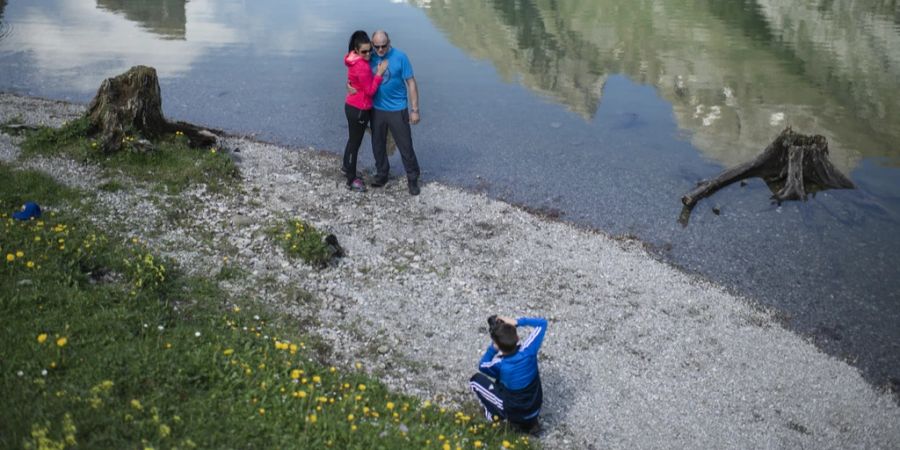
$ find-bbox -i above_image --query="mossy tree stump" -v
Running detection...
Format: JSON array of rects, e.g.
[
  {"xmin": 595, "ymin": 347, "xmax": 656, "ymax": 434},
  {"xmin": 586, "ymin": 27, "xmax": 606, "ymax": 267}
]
[
  {"xmin": 86, "ymin": 65, "xmax": 216, "ymax": 153},
  {"xmin": 682, "ymin": 127, "xmax": 856, "ymax": 208}
]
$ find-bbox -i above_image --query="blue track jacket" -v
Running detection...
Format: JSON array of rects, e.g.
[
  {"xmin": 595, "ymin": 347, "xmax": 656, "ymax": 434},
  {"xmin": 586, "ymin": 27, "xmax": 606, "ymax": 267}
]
[{"xmin": 478, "ymin": 317, "xmax": 547, "ymax": 420}]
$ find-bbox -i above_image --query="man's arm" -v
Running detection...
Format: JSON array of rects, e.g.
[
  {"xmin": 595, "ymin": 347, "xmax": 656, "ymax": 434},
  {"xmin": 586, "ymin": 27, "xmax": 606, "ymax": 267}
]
[{"xmin": 406, "ymin": 76, "xmax": 420, "ymax": 124}]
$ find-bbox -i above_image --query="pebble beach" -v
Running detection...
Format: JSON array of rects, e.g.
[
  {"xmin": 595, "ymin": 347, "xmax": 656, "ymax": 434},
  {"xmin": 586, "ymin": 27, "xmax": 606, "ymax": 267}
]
[{"xmin": 2, "ymin": 92, "xmax": 898, "ymax": 449}]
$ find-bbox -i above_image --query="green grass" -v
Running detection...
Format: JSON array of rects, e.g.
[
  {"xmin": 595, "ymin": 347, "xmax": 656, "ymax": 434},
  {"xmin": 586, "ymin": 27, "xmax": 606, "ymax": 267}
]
[
  {"xmin": 20, "ymin": 119, "xmax": 239, "ymax": 194},
  {"xmin": 270, "ymin": 219, "xmax": 335, "ymax": 268},
  {"xmin": 1, "ymin": 160, "xmax": 535, "ymax": 449}
]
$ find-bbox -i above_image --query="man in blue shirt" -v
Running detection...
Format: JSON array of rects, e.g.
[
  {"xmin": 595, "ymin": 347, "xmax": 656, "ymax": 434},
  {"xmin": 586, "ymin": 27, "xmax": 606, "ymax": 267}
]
[
  {"xmin": 470, "ymin": 315, "xmax": 547, "ymax": 432},
  {"xmin": 368, "ymin": 30, "xmax": 422, "ymax": 195}
]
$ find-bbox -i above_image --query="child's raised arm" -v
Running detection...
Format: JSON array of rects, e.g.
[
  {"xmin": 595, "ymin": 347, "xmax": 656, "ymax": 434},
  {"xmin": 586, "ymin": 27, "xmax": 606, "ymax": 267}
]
[
  {"xmin": 478, "ymin": 343, "xmax": 500, "ymax": 377},
  {"xmin": 516, "ymin": 317, "xmax": 547, "ymax": 356}
]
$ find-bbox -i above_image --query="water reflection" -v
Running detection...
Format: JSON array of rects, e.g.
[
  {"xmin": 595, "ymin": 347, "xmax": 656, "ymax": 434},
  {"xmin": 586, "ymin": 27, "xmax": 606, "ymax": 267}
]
[
  {"xmin": 96, "ymin": 0, "xmax": 186, "ymax": 40},
  {"xmin": 0, "ymin": 0, "xmax": 8, "ymax": 40},
  {"xmin": 417, "ymin": 0, "xmax": 900, "ymax": 172},
  {"xmin": 0, "ymin": 0, "xmax": 239, "ymax": 92}
]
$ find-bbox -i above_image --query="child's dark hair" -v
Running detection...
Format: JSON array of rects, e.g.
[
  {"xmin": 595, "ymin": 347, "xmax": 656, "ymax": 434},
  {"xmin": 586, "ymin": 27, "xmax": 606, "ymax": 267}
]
[
  {"xmin": 491, "ymin": 322, "xmax": 519, "ymax": 353},
  {"xmin": 348, "ymin": 30, "xmax": 370, "ymax": 52}
]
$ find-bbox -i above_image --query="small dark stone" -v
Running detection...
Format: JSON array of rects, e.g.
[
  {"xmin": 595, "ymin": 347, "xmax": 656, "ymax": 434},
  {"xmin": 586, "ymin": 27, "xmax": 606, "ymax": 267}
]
[
  {"xmin": 712, "ymin": 206, "xmax": 721, "ymax": 215},
  {"xmin": 325, "ymin": 234, "xmax": 345, "ymax": 258}
]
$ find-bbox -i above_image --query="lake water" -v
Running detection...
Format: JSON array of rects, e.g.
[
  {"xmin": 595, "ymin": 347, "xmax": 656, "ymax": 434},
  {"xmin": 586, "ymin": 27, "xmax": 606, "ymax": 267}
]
[{"xmin": 2, "ymin": 0, "xmax": 899, "ymax": 391}]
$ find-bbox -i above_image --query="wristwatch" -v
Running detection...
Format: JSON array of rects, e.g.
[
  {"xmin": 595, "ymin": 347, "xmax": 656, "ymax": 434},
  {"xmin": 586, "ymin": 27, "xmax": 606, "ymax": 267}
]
[{"xmin": 410, "ymin": 108, "xmax": 419, "ymax": 113}]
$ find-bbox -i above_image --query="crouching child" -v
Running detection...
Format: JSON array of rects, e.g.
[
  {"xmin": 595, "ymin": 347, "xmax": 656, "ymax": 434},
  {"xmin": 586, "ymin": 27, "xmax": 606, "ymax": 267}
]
[{"xmin": 469, "ymin": 315, "xmax": 547, "ymax": 432}]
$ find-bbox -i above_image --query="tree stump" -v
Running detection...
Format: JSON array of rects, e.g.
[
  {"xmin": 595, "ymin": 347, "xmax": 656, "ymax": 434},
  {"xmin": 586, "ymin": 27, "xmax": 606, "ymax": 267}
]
[
  {"xmin": 681, "ymin": 127, "xmax": 855, "ymax": 208},
  {"xmin": 86, "ymin": 65, "xmax": 216, "ymax": 153}
]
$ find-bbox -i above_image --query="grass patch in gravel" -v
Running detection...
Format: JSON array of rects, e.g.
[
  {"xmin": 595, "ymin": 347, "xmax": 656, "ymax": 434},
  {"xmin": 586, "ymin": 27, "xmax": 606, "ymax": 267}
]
[
  {"xmin": 1, "ymin": 159, "xmax": 535, "ymax": 449},
  {"xmin": 270, "ymin": 218, "xmax": 336, "ymax": 268},
  {"xmin": 20, "ymin": 118, "xmax": 239, "ymax": 194}
]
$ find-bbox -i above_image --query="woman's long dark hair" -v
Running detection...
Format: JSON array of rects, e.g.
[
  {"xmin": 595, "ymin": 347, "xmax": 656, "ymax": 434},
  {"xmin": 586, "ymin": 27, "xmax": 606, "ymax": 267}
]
[{"xmin": 348, "ymin": 30, "xmax": 370, "ymax": 53}]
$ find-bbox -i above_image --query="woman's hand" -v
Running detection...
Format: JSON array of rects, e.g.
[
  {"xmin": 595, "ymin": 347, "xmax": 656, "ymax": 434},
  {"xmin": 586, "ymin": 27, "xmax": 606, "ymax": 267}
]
[{"xmin": 376, "ymin": 60, "xmax": 388, "ymax": 76}]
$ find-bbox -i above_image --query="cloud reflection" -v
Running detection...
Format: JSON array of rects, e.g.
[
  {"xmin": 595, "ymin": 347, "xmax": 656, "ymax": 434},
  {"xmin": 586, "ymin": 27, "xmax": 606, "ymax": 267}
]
[{"xmin": 2, "ymin": 0, "xmax": 238, "ymax": 91}]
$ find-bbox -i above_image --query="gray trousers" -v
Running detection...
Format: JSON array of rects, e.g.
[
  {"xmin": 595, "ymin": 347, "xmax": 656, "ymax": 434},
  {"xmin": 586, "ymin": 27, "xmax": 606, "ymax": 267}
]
[{"xmin": 371, "ymin": 108, "xmax": 420, "ymax": 182}]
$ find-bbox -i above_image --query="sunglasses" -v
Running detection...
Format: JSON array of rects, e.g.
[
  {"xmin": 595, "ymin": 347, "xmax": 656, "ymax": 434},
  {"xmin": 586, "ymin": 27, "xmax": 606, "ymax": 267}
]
[
  {"xmin": 358, "ymin": 49, "xmax": 371, "ymax": 55},
  {"xmin": 373, "ymin": 44, "xmax": 389, "ymax": 50}
]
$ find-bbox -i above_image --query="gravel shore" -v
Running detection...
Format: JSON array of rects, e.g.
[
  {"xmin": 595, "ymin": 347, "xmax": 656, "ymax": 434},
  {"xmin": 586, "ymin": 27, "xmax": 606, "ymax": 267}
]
[{"xmin": 2, "ymin": 93, "xmax": 898, "ymax": 449}]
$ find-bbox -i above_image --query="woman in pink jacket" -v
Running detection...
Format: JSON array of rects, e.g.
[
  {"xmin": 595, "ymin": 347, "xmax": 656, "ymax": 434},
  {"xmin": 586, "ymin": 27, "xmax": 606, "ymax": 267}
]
[{"xmin": 343, "ymin": 30, "xmax": 388, "ymax": 192}]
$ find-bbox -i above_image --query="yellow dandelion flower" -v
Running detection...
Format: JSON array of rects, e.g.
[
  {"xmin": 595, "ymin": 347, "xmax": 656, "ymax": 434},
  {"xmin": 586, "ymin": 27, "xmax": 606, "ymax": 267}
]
[
  {"xmin": 443, "ymin": 443, "xmax": 451, "ymax": 450},
  {"xmin": 131, "ymin": 399, "xmax": 143, "ymax": 410},
  {"xmin": 26, "ymin": 261, "xmax": 34, "ymax": 268},
  {"xmin": 223, "ymin": 348, "xmax": 234, "ymax": 356},
  {"xmin": 56, "ymin": 337, "xmax": 68, "ymax": 347},
  {"xmin": 474, "ymin": 441, "xmax": 483, "ymax": 448},
  {"xmin": 16, "ymin": 250, "xmax": 24, "ymax": 258},
  {"xmin": 289, "ymin": 343, "xmax": 298, "ymax": 353},
  {"xmin": 358, "ymin": 384, "xmax": 366, "ymax": 391},
  {"xmin": 351, "ymin": 424, "xmax": 357, "ymax": 431},
  {"xmin": 5, "ymin": 254, "xmax": 13, "ymax": 262},
  {"xmin": 34, "ymin": 236, "xmax": 41, "ymax": 242},
  {"xmin": 347, "ymin": 414, "xmax": 354, "ymax": 421},
  {"xmin": 312, "ymin": 375, "xmax": 321, "ymax": 384},
  {"xmin": 294, "ymin": 391, "xmax": 307, "ymax": 399},
  {"xmin": 307, "ymin": 414, "xmax": 317, "ymax": 423},
  {"xmin": 37, "ymin": 333, "xmax": 48, "ymax": 344},
  {"xmin": 502, "ymin": 440, "xmax": 511, "ymax": 448},
  {"xmin": 159, "ymin": 424, "xmax": 171, "ymax": 438},
  {"xmin": 258, "ymin": 408, "xmax": 265, "ymax": 415},
  {"xmin": 329, "ymin": 366, "xmax": 337, "ymax": 373},
  {"xmin": 386, "ymin": 402, "xmax": 395, "ymax": 410}
]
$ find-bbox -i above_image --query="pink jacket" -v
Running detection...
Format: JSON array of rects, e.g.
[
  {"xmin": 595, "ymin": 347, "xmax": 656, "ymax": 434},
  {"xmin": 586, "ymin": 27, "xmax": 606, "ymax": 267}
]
[{"xmin": 344, "ymin": 52, "xmax": 383, "ymax": 110}]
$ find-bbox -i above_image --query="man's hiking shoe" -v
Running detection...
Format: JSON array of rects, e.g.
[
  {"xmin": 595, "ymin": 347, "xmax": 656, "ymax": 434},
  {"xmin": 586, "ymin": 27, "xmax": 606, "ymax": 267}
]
[
  {"xmin": 370, "ymin": 176, "xmax": 388, "ymax": 188},
  {"xmin": 348, "ymin": 178, "xmax": 366, "ymax": 192},
  {"xmin": 408, "ymin": 179, "xmax": 420, "ymax": 196}
]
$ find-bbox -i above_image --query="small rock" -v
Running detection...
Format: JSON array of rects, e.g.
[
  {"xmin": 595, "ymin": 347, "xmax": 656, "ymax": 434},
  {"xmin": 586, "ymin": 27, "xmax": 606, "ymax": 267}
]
[{"xmin": 232, "ymin": 214, "xmax": 254, "ymax": 227}]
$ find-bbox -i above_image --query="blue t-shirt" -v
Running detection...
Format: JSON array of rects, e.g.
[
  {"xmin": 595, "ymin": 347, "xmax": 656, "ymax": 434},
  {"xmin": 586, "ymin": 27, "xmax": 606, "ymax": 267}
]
[{"xmin": 370, "ymin": 47, "xmax": 414, "ymax": 111}]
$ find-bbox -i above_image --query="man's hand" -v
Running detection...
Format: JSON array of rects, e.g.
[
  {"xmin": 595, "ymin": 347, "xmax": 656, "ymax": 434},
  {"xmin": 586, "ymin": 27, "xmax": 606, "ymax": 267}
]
[
  {"xmin": 498, "ymin": 316, "xmax": 517, "ymax": 326},
  {"xmin": 347, "ymin": 82, "xmax": 357, "ymax": 95},
  {"xmin": 406, "ymin": 77, "xmax": 419, "ymax": 125}
]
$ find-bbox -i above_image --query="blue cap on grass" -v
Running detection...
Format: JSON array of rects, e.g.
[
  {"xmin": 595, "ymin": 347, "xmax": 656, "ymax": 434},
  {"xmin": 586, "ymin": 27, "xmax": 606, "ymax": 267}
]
[{"xmin": 12, "ymin": 201, "xmax": 41, "ymax": 221}]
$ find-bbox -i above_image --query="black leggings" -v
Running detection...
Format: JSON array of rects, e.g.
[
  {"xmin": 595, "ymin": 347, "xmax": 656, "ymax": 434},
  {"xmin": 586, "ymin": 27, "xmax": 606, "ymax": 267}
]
[{"xmin": 343, "ymin": 103, "xmax": 370, "ymax": 183}]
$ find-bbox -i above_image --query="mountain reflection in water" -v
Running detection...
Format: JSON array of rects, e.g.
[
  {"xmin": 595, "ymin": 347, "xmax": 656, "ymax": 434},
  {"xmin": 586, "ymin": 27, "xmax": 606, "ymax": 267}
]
[{"xmin": 418, "ymin": 0, "xmax": 900, "ymax": 171}]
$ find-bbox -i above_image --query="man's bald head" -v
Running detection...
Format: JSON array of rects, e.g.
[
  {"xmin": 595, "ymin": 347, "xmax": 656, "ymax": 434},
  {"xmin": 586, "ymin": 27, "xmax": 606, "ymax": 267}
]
[
  {"xmin": 372, "ymin": 30, "xmax": 389, "ymax": 42},
  {"xmin": 372, "ymin": 30, "xmax": 391, "ymax": 56}
]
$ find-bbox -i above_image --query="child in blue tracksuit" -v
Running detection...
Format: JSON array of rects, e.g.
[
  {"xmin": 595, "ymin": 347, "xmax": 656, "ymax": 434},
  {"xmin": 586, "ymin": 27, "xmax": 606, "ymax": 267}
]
[{"xmin": 469, "ymin": 315, "xmax": 547, "ymax": 431}]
